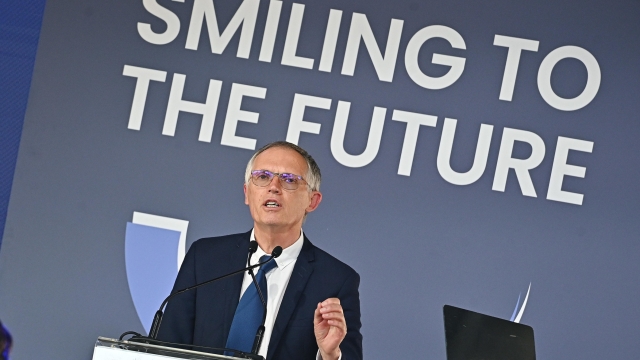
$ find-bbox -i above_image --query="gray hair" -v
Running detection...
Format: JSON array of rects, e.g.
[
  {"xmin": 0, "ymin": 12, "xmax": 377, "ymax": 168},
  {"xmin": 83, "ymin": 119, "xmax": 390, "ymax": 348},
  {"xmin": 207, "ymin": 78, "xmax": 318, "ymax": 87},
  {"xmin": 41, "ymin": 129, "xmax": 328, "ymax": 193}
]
[{"xmin": 244, "ymin": 141, "xmax": 321, "ymax": 191}]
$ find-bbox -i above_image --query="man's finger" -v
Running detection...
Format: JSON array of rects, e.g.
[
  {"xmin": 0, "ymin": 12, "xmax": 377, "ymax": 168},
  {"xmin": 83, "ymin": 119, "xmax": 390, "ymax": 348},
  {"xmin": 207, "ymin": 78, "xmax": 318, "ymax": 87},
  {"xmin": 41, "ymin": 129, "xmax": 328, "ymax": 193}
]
[
  {"xmin": 321, "ymin": 311, "xmax": 345, "ymax": 319},
  {"xmin": 314, "ymin": 303, "xmax": 325, "ymax": 324},
  {"xmin": 321, "ymin": 298, "xmax": 341, "ymax": 306},
  {"xmin": 326, "ymin": 319, "xmax": 347, "ymax": 329},
  {"xmin": 319, "ymin": 304, "xmax": 344, "ymax": 314}
]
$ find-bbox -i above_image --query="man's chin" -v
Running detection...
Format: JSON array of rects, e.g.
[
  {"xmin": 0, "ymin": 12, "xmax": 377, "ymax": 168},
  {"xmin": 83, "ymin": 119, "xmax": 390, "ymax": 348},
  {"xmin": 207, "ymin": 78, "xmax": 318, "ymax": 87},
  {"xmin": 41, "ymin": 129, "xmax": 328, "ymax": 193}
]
[{"xmin": 255, "ymin": 218, "xmax": 303, "ymax": 231}]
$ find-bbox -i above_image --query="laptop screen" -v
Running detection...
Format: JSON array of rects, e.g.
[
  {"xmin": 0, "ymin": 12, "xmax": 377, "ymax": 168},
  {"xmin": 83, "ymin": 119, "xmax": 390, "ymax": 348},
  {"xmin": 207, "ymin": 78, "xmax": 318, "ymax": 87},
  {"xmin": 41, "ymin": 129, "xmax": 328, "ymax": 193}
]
[{"xmin": 443, "ymin": 305, "xmax": 536, "ymax": 360}]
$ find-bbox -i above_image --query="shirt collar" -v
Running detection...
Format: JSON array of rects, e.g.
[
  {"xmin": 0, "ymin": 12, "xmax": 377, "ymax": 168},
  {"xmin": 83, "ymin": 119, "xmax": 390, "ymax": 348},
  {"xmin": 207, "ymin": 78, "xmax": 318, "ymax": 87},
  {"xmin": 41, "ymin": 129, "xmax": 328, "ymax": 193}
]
[{"xmin": 249, "ymin": 229, "xmax": 304, "ymax": 270}]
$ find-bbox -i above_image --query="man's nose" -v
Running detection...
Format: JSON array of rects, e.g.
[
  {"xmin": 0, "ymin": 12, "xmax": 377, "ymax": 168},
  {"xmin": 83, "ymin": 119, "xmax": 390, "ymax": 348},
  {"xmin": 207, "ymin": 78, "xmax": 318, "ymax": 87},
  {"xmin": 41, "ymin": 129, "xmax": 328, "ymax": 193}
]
[{"xmin": 267, "ymin": 175, "xmax": 282, "ymax": 192}]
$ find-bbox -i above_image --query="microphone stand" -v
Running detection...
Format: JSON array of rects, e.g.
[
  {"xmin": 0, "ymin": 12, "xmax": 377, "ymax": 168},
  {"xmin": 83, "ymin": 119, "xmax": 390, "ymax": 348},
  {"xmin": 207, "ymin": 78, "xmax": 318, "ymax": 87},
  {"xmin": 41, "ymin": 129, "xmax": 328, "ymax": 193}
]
[
  {"xmin": 121, "ymin": 242, "xmax": 282, "ymax": 360},
  {"xmin": 247, "ymin": 245, "xmax": 268, "ymax": 355},
  {"xmin": 147, "ymin": 251, "xmax": 279, "ymax": 339}
]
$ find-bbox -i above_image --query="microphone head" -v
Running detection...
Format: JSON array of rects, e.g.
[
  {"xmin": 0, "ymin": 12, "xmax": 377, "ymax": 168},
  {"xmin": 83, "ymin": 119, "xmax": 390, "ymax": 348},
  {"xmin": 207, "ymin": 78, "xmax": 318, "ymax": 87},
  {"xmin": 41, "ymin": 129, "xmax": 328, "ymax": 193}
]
[
  {"xmin": 272, "ymin": 246, "xmax": 283, "ymax": 258},
  {"xmin": 248, "ymin": 241, "xmax": 258, "ymax": 254}
]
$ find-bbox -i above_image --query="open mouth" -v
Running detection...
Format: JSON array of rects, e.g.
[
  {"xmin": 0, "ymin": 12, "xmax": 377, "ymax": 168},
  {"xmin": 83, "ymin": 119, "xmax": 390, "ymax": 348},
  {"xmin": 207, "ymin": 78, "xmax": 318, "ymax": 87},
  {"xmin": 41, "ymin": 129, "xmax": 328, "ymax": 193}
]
[{"xmin": 264, "ymin": 201, "xmax": 280, "ymax": 208}]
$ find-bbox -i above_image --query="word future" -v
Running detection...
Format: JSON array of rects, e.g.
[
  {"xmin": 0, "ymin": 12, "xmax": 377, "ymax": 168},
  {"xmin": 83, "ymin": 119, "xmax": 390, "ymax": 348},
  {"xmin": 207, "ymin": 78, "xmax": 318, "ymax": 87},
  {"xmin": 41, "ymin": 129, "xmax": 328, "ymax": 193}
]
[{"xmin": 124, "ymin": 65, "xmax": 593, "ymax": 206}]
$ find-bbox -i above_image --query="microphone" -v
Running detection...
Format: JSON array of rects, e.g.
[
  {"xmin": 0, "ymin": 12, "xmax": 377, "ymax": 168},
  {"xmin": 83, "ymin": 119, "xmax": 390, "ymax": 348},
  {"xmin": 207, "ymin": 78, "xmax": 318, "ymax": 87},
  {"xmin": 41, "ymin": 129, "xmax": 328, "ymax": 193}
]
[
  {"xmin": 272, "ymin": 246, "xmax": 283, "ymax": 258},
  {"xmin": 146, "ymin": 243, "xmax": 282, "ymax": 340},
  {"xmin": 248, "ymin": 240, "xmax": 258, "ymax": 254},
  {"xmin": 249, "ymin": 244, "xmax": 282, "ymax": 355}
]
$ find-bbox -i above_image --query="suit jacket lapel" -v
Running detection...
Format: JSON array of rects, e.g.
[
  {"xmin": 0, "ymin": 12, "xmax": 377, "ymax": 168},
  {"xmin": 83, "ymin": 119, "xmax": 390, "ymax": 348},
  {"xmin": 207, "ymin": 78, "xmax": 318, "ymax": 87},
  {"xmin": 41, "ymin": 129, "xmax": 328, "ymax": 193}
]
[
  {"xmin": 267, "ymin": 236, "xmax": 315, "ymax": 359},
  {"xmin": 219, "ymin": 231, "xmax": 251, "ymax": 344}
]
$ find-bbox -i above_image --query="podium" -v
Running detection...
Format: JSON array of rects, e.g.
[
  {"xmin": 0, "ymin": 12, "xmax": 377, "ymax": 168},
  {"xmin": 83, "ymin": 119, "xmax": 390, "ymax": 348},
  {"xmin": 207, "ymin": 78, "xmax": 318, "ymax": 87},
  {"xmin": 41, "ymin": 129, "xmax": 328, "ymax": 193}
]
[{"xmin": 92, "ymin": 337, "xmax": 248, "ymax": 360}]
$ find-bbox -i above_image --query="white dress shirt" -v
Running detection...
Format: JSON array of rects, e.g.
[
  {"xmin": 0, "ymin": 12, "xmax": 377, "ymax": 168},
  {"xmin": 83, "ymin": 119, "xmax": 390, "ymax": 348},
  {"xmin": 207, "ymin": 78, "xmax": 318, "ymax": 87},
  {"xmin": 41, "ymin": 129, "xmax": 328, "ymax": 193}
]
[
  {"xmin": 240, "ymin": 230, "xmax": 339, "ymax": 360},
  {"xmin": 240, "ymin": 229, "xmax": 304, "ymax": 358}
]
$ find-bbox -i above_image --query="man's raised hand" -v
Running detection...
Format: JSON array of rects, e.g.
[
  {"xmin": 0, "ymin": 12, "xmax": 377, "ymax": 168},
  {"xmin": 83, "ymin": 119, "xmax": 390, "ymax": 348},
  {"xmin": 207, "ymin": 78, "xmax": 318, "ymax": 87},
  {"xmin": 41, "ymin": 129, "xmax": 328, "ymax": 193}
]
[{"xmin": 314, "ymin": 298, "xmax": 346, "ymax": 360}]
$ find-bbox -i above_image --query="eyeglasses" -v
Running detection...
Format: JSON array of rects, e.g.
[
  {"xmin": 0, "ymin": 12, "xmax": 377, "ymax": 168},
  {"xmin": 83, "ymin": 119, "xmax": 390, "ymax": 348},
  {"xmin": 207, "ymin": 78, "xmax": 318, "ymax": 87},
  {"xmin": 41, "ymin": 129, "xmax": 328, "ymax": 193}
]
[{"xmin": 250, "ymin": 170, "xmax": 307, "ymax": 190}]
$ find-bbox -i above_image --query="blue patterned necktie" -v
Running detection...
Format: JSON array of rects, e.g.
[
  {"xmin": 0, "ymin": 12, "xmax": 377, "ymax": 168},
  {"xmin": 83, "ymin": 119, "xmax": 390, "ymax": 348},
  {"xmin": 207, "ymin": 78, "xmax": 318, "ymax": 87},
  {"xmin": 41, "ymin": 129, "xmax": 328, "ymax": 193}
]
[{"xmin": 225, "ymin": 255, "xmax": 278, "ymax": 354}]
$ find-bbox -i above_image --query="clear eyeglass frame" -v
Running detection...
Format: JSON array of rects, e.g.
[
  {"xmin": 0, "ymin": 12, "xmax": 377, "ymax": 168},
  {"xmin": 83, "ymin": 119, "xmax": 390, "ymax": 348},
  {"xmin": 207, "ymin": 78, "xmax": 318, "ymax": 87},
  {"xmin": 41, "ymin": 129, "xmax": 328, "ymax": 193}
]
[{"xmin": 250, "ymin": 170, "xmax": 307, "ymax": 190}]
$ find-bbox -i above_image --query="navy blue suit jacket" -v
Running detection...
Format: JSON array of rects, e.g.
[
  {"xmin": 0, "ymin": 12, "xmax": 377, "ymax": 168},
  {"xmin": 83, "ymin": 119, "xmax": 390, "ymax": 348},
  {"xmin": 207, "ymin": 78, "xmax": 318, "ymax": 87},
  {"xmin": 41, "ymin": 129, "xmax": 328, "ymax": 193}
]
[{"xmin": 157, "ymin": 231, "xmax": 363, "ymax": 360}]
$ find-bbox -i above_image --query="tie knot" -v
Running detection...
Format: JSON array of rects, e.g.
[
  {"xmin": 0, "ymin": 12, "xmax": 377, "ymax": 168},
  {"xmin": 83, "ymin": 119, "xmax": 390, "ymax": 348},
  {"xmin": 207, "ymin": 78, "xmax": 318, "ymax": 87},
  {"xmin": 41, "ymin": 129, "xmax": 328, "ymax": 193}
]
[{"xmin": 259, "ymin": 254, "xmax": 278, "ymax": 274}]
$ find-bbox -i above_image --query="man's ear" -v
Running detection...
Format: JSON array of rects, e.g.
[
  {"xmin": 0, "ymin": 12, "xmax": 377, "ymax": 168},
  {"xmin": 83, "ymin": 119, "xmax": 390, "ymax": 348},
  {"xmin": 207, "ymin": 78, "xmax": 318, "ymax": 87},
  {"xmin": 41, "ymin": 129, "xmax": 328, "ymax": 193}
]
[
  {"xmin": 305, "ymin": 191, "xmax": 322, "ymax": 213},
  {"xmin": 244, "ymin": 183, "xmax": 249, "ymax": 205}
]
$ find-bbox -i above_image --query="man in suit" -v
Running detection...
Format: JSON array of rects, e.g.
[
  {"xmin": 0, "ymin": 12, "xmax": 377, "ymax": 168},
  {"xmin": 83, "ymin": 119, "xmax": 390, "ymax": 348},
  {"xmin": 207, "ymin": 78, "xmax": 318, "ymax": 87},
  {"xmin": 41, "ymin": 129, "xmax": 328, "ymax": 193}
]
[{"xmin": 158, "ymin": 141, "xmax": 362, "ymax": 360}]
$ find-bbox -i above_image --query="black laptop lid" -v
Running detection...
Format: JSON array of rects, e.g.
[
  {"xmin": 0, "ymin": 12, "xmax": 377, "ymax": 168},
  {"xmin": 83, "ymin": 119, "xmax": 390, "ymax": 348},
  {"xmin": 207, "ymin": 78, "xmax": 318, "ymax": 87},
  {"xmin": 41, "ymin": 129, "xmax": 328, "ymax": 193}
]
[{"xmin": 443, "ymin": 305, "xmax": 536, "ymax": 360}]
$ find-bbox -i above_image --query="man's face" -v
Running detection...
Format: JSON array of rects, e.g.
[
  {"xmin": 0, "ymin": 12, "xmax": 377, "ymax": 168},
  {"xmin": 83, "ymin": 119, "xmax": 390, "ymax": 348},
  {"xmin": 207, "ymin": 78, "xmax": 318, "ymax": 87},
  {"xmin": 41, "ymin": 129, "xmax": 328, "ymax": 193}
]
[{"xmin": 244, "ymin": 147, "xmax": 322, "ymax": 232}]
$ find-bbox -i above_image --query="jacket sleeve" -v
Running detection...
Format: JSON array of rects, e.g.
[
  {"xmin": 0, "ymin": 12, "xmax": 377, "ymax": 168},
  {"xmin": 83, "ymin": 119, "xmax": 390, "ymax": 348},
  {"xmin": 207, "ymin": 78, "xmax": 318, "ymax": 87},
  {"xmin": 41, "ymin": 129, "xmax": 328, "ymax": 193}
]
[
  {"xmin": 156, "ymin": 240, "xmax": 199, "ymax": 344},
  {"xmin": 337, "ymin": 270, "xmax": 363, "ymax": 360}
]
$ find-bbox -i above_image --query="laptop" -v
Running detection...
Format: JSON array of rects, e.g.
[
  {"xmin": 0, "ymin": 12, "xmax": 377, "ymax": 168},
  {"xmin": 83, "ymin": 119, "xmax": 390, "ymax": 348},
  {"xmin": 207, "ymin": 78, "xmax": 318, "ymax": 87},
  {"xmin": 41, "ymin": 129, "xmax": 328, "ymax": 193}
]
[{"xmin": 443, "ymin": 305, "xmax": 536, "ymax": 360}]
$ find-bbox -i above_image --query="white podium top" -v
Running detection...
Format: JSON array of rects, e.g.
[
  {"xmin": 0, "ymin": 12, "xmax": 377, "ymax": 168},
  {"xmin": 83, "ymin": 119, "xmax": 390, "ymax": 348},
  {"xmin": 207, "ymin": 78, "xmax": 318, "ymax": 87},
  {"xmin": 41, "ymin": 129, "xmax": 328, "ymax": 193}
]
[{"xmin": 92, "ymin": 337, "xmax": 247, "ymax": 360}]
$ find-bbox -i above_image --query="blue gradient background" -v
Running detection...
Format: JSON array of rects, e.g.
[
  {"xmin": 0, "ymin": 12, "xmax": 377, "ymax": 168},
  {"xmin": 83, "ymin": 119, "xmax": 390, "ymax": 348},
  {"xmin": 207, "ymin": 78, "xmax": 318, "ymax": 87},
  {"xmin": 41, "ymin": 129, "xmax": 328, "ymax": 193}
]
[{"xmin": 0, "ymin": 0, "xmax": 46, "ymax": 248}]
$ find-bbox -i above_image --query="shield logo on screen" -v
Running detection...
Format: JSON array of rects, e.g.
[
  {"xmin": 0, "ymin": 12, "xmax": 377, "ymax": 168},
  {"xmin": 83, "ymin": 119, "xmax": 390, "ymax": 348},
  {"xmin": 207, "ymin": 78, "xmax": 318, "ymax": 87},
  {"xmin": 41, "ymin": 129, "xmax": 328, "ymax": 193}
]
[{"xmin": 125, "ymin": 212, "xmax": 189, "ymax": 335}]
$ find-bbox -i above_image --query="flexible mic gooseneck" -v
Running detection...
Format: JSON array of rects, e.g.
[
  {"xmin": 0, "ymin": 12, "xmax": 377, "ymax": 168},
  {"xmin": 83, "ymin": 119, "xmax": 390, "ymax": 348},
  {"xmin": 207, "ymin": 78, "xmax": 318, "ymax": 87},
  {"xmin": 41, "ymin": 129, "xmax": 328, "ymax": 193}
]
[
  {"xmin": 146, "ymin": 243, "xmax": 282, "ymax": 340},
  {"xmin": 247, "ymin": 243, "xmax": 283, "ymax": 355},
  {"xmin": 247, "ymin": 241, "xmax": 266, "ymax": 309}
]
